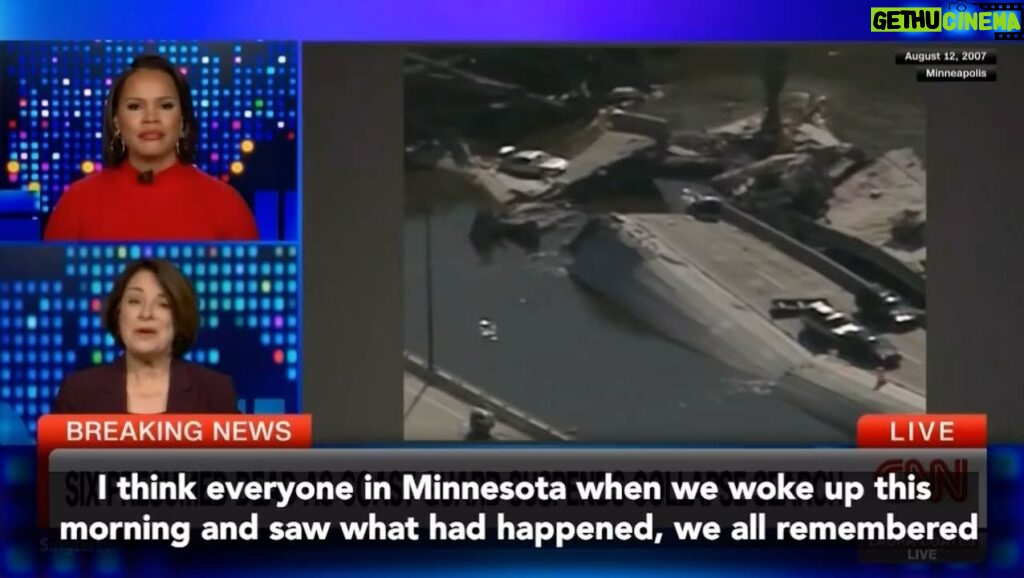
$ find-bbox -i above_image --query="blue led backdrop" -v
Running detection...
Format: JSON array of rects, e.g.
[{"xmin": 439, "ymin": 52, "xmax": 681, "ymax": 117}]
[
  {"xmin": 0, "ymin": 244, "xmax": 300, "ymax": 439},
  {"xmin": 0, "ymin": 41, "xmax": 299, "ymax": 241}
]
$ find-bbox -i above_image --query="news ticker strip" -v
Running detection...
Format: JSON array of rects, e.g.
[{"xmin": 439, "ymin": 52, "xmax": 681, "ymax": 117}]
[{"xmin": 49, "ymin": 448, "xmax": 986, "ymax": 563}]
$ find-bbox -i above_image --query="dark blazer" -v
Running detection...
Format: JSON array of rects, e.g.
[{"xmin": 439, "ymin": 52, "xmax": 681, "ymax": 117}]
[{"xmin": 52, "ymin": 357, "xmax": 239, "ymax": 414}]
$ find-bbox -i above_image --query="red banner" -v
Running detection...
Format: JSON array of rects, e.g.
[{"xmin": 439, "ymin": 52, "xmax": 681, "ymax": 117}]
[
  {"xmin": 857, "ymin": 414, "xmax": 986, "ymax": 449},
  {"xmin": 37, "ymin": 414, "xmax": 312, "ymax": 525}
]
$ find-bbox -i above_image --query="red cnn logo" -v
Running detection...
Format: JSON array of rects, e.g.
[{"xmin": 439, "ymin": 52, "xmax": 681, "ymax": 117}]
[{"xmin": 874, "ymin": 459, "xmax": 969, "ymax": 503}]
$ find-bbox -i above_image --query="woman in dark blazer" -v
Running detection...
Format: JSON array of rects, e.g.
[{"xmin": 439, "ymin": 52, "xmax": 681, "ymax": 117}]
[{"xmin": 53, "ymin": 259, "xmax": 239, "ymax": 414}]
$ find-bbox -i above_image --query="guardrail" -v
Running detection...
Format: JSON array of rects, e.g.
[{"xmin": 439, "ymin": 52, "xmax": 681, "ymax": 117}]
[
  {"xmin": 718, "ymin": 202, "xmax": 873, "ymax": 294},
  {"xmin": 404, "ymin": 352, "xmax": 574, "ymax": 442},
  {"xmin": 784, "ymin": 214, "xmax": 925, "ymax": 301}
]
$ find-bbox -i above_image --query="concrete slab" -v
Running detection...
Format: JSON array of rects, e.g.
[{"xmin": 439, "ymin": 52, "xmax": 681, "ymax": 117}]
[
  {"xmin": 556, "ymin": 130, "xmax": 657, "ymax": 187},
  {"xmin": 416, "ymin": 129, "xmax": 657, "ymax": 207},
  {"xmin": 828, "ymin": 148, "xmax": 926, "ymax": 271},
  {"xmin": 467, "ymin": 166, "xmax": 553, "ymax": 204},
  {"xmin": 568, "ymin": 213, "xmax": 925, "ymax": 434},
  {"xmin": 632, "ymin": 213, "xmax": 926, "ymax": 395}
]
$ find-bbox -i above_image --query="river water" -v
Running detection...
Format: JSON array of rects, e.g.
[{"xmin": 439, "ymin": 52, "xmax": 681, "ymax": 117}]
[{"xmin": 403, "ymin": 47, "xmax": 925, "ymax": 443}]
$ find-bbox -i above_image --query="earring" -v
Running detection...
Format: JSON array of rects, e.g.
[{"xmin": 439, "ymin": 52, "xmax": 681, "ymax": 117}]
[
  {"xmin": 110, "ymin": 131, "xmax": 126, "ymax": 156},
  {"xmin": 176, "ymin": 139, "xmax": 183, "ymax": 157}
]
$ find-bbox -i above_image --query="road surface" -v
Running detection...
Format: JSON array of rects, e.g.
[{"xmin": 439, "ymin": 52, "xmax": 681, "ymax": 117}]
[
  {"xmin": 631, "ymin": 211, "xmax": 926, "ymax": 395},
  {"xmin": 403, "ymin": 372, "xmax": 532, "ymax": 441},
  {"xmin": 569, "ymin": 212, "xmax": 926, "ymax": 437}
]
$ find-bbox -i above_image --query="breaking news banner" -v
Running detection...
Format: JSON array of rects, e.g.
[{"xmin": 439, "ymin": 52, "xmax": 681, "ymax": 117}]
[
  {"xmin": 34, "ymin": 414, "xmax": 314, "ymax": 527},
  {"xmin": 40, "ymin": 414, "xmax": 986, "ymax": 564}
]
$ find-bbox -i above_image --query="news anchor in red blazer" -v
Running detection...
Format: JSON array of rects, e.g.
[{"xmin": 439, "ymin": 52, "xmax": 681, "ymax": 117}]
[
  {"xmin": 53, "ymin": 259, "xmax": 239, "ymax": 414},
  {"xmin": 43, "ymin": 54, "xmax": 259, "ymax": 241}
]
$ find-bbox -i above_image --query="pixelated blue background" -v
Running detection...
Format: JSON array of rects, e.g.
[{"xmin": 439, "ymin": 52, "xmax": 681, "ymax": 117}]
[
  {"xmin": 0, "ymin": 244, "xmax": 300, "ymax": 440},
  {"xmin": 0, "ymin": 41, "xmax": 298, "ymax": 241}
]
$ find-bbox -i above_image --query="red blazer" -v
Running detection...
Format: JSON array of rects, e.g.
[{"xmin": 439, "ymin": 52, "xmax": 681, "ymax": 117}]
[
  {"xmin": 43, "ymin": 162, "xmax": 260, "ymax": 241},
  {"xmin": 52, "ymin": 357, "xmax": 240, "ymax": 414}
]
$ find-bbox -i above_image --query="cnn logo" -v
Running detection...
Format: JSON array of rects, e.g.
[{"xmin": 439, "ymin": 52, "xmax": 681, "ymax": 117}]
[{"xmin": 874, "ymin": 458, "xmax": 970, "ymax": 503}]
